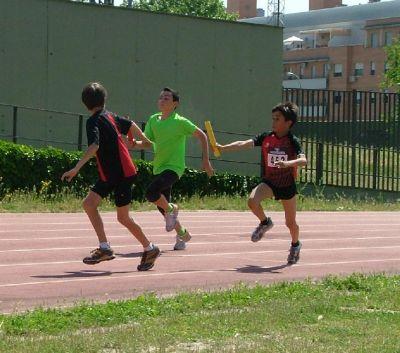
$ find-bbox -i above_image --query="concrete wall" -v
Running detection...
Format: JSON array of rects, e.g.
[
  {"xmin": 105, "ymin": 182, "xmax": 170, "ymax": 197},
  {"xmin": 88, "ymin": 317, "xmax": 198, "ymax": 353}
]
[{"xmin": 0, "ymin": 0, "xmax": 282, "ymax": 175}]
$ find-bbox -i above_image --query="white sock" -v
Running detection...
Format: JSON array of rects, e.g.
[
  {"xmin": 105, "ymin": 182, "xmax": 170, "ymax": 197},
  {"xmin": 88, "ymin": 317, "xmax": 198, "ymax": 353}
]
[
  {"xmin": 100, "ymin": 242, "xmax": 110, "ymax": 250},
  {"xmin": 144, "ymin": 243, "xmax": 154, "ymax": 251}
]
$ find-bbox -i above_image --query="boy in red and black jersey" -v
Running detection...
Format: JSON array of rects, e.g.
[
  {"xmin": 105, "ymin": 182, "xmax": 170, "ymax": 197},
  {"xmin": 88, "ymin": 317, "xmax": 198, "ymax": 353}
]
[
  {"xmin": 217, "ymin": 102, "xmax": 307, "ymax": 264},
  {"xmin": 62, "ymin": 82, "xmax": 160, "ymax": 271}
]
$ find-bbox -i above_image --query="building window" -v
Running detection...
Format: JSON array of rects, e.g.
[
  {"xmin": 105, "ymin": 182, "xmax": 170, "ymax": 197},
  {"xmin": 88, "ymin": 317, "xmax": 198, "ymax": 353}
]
[
  {"xmin": 323, "ymin": 63, "xmax": 330, "ymax": 78},
  {"xmin": 333, "ymin": 63, "xmax": 342, "ymax": 77},
  {"xmin": 370, "ymin": 61, "xmax": 376, "ymax": 75},
  {"xmin": 370, "ymin": 32, "xmax": 378, "ymax": 48},
  {"xmin": 354, "ymin": 62, "xmax": 364, "ymax": 76},
  {"xmin": 384, "ymin": 32, "xmax": 393, "ymax": 46},
  {"xmin": 356, "ymin": 92, "xmax": 362, "ymax": 105},
  {"xmin": 311, "ymin": 66, "xmax": 317, "ymax": 78},
  {"xmin": 384, "ymin": 61, "xmax": 390, "ymax": 73},
  {"xmin": 370, "ymin": 92, "xmax": 376, "ymax": 104}
]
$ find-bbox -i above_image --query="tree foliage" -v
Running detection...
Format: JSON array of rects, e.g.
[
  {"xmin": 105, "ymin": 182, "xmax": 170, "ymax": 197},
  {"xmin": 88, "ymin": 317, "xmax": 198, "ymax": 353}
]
[
  {"xmin": 121, "ymin": 0, "xmax": 237, "ymax": 20},
  {"xmin": 383, "ymin": 39, "xmax": 400, "ymax": 93}
]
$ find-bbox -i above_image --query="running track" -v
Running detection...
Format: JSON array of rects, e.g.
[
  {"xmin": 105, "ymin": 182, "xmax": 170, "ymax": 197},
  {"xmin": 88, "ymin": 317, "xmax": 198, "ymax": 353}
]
[{"xmin": 1, "ymin": 211, "xmax": 399, "ymax": 313}]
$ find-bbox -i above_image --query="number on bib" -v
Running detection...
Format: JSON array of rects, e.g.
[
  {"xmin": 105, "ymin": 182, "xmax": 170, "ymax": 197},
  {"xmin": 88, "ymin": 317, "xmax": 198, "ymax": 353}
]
[{"xmin": 267, "ymin": 152, "xmax": 288, "ymax": 167}]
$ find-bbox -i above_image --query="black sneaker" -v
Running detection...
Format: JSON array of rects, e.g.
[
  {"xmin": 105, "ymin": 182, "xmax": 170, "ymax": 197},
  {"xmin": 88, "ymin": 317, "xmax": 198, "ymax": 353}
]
[
  {"xmin": 83, "ymin": 247, "xmax": 115, "ymax": 265},
  {"xmin": 251, "ymin": 218, "xmax": 274, "ymax": 242},
  {"xmin": 287, "ymin": 242, "xmax": 302, "ymax": 265},
  {"xmin": 137, "ymin": 245, "xmax": 161, "ymax": 271}
]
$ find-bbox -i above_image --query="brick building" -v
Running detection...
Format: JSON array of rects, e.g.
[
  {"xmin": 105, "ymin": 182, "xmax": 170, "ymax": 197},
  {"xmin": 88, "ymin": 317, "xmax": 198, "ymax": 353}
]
[{"xmin": 243, "ymin": 0, "xmax": 400, "ymax": 92}]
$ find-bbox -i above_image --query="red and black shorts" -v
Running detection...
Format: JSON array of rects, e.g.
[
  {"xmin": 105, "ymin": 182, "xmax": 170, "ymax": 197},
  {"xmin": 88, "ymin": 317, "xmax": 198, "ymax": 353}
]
[
  {"xmin": 262, "ymin": 179, "xmax": 297, "ymax": 200},
  {"xmin": 91, "ymin": 175, "xmax": 136, "ymax": 207}
]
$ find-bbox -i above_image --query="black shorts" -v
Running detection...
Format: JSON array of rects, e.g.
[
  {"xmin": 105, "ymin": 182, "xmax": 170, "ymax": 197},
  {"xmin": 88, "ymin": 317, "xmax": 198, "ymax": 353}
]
[
  {"xmin": 262, "ymin": 179, "xmax": 297, "ymax": 200},
  {"xmin": 91, "ymin": 175, "xmax": 136, "ymax": 207}
]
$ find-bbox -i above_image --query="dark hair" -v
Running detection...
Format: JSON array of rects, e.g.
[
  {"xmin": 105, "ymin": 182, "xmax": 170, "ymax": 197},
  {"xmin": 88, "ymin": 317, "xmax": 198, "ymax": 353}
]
[
  {"xmin": 162, "ymin": 87, "xmax": 180, "ymax": 102},
  {"xmin": 272, "ymin": 102, "xmax": 298, "ymax": 127},
  {"xmin": 81, "ymin": 82, "xmax": 107, "ymax": 110}
]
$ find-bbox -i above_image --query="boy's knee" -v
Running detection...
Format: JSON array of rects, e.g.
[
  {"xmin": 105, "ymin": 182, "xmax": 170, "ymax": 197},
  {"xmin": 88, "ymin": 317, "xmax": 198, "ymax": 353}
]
[
  {"xmin": 285, "ymin": 220, "xmax": 298, "ymax": 230},
  {"xmin": 117, "ymin": 213, "xmax": 132, "ymax": 226},
  {"xmin": 145, "ymin": 187, "xmax": 159, "ymax": 203},
  {"xmin": 82, "ymin": 197, "xmax": 96, "ymax": 211}
]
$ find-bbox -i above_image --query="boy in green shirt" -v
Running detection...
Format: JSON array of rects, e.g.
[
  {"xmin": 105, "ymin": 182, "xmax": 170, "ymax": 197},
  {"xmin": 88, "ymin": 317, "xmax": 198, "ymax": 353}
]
[{"xmin": 130, "ymin": 88, "xmax": 214, "ymax": 250}]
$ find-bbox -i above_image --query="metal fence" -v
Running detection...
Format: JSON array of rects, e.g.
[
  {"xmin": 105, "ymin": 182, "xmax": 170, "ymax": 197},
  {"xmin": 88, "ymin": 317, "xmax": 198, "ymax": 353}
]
[
  {"xmin": 283, "ymin": 88, "xmax": 400, "ymax": 191},
  {"xmin": 1, "ymin": 88, "xmax": 400, "ymax": 192},
  {"xmin": 0, "ymin": 102, "xmax": 260, "ymax": 174}
]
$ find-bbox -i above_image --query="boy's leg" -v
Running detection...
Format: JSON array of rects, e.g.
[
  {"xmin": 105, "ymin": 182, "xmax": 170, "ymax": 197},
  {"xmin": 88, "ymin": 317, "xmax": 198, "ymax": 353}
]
[
  {"xmin": 248, "ymin": 183, "xmax": 274, "ymax": 222},
  {"xmin": 281, "ymin": 195, "xmax": 301, "ymax": 264},
  {"xmin": 115, "ymin": 177, "xmax": 160, "ymax": 271},
  {"xmin": 281, "ymin": 196, "xmax": 299, "ymax": 244},
  {"xmin": 248, "ymin": 183, "xmax": 275, "ymax": 242},
  {"xmin": 145, "ymin": 170, "xmax": 180, "ymax": 232},
  {"xmin": 82, "ymin": 189, "xmax": 115, "ymax": 264},
  {"xmin": 154, "ymin": 185, "xmax": 189, "ymax": 249},
  {"xmin": 116, "ymin": 205, "xmax": 151, "ymax": 248},
  {"xmin": 82, "ymin": 191, "xmax": 107, "ymax": 243}
]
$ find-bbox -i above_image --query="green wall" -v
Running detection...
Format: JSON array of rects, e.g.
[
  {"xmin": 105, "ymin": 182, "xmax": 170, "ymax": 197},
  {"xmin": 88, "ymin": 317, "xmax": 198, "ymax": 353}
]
[{"xmin": 0, "ymin": 0, "xmax": 282, "ymax": 175}]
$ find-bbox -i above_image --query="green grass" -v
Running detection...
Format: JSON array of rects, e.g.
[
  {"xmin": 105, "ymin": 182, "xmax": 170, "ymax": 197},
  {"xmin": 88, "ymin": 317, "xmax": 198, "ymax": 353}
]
[
  {"xmin": 0, "ymin": 274, "xmax": 399, "ymax": 353},
  {"xmin": 1, "ymin": 190, "xmax": 400, "ymax": 213}
]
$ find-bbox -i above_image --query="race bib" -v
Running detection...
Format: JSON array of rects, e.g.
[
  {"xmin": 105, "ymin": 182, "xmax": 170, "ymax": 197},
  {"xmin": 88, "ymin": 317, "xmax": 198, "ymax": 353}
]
[{"xmin": 267, "ymin": 151, "xmax": 288, "ymax": 167}]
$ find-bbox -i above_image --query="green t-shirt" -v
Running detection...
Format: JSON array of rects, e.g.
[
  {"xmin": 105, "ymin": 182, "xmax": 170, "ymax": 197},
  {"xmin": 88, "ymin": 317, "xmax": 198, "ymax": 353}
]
[{"xmin": 144, "ymin": 112, "xmax": 197, "ymax": 177}]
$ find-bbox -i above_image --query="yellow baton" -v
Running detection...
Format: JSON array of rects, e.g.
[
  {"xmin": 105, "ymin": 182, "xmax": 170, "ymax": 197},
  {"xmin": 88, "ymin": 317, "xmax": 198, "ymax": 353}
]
[{"xmin": 205, "ymin": 121, "xmax": 221, "ymax": 158}]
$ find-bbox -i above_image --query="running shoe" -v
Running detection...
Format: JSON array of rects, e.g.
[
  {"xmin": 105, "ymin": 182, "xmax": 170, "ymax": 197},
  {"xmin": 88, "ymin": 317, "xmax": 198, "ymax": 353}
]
[
  {"xmin": 137, "ymin": 245, "xmax": 161, "ymax": 271},
  {"xmin": 83, "ymin": 247, "xmax": 115, "ymax": 265},
  {"xmin": 287, "ymin": 242, "xmax": 302, "ymax": 265},
  {"xmin": 165, "ymin": 204, "xmax": 179, "ymax": 232},
  {"xmin": 251, "ymin": 218, "xmax": 274, "ymax": 242}
]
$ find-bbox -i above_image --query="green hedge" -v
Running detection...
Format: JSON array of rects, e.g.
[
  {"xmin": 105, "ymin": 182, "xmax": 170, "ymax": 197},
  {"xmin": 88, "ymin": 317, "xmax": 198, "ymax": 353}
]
[{"xmin": 0, "ymin": 140, "xmax": 260, "ymax": 200}]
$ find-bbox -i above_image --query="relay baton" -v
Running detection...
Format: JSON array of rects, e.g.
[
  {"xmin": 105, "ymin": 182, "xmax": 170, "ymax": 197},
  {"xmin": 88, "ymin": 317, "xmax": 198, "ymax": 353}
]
[{"xmin": 205, "ymin": 121, "xmax": 221, "ymax": 158}]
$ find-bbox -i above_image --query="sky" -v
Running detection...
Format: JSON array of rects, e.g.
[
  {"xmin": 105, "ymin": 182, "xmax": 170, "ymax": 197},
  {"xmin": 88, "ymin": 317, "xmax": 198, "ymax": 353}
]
[{"xmin": 113, "ymin": 0, "xmax": 393, "ymax": 14}]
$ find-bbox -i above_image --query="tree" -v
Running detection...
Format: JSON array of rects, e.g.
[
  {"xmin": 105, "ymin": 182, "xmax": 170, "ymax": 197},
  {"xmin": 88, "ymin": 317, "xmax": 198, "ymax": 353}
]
[
  {"xmin": 121, "ymin": 0, "xmax": 238, "ymax": 21},
  {"xmin": 71, "ymin": 0, "xmax": 114, "ymax": 5},
  {"xmin": 382, "ymin": 39, "xmax": 400, "ymax": 93}
]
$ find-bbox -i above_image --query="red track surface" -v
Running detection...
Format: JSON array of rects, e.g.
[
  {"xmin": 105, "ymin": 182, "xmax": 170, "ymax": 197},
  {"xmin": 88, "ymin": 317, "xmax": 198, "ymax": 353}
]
[{"xmin": 1, "ymin": 211, "xmax": 399, "ymax": 313}]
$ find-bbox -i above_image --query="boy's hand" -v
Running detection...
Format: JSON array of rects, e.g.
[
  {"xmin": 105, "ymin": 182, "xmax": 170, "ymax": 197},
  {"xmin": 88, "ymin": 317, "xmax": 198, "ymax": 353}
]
[
  {"xmin": 61, "ymin": 168, "xmax": 78, "ymax": 182},
  {"xmin": 203, "ymin": 160, "xmax": 214, "ymax": 177},
  {"xmin": 274, "ymin": 160, "xmax": 291, "ymax": 169},
  {"xmin": 215, "ymin": 143, "xmax": 224, "ymax": 152},
  {"xmin": 127, "ymin": 139, "xmax": 137, "ymax": 148}
]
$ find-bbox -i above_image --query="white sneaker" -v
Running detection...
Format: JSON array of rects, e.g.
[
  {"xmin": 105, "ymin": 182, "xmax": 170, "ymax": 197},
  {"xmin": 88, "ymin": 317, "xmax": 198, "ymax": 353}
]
[
  {"xmin": 174, "ymin": 236, "xmax": 186, "ymax": 251},
  {"xmin": 165, "ymin": 204, "xmax": 179, "ymax": 232}
]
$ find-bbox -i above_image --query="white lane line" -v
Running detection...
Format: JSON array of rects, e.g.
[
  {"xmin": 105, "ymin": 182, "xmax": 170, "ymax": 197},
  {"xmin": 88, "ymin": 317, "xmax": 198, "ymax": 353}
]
[
  {"xmin": 1, "ymin": 242, "xmax": 400, "ymax": 255},
  {"xmin": 0, "ymin": 257, "xmax": 399, "ymax": 288},
  {"xmin": 0, "ymin": 229, "xmax": 400, "ymax": 245},
  {"xmin": 2, "ymin": 224, "xmax": 400, "ymax": 234},
  {"xmin": 1, "ymin": 233, "xmax": 400, "ymax": 243},
  {"xmin": 1, "ymin": 234, "xmax": 400, "ymax": 253},
  {"xmin": 1, "ymin": 211, "xmax": 399, "ymax": 219},
  {"xmin": 3, "ymin": 220, "xmax": 400, "ymax": 227},
  {"xmin": 0, "ymin": 244, "xmax": 399, "ymax": 268}
]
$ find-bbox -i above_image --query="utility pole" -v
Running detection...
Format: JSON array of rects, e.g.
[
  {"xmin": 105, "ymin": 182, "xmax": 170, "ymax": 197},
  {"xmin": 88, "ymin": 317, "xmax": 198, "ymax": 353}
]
[{"xmin": 267, "ymin": 0, "xmax": 285, "ymax": 27}]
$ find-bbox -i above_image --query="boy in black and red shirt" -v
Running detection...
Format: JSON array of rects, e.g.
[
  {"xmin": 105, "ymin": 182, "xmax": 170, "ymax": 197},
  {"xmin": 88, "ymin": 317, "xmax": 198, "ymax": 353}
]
[
  {"xmin": 216, "ymin": 102, "xmax": 307, "ymax": 264},
  {"xmin": 62, "ymin": 82, "xmax": 160, "ymax": 271}
]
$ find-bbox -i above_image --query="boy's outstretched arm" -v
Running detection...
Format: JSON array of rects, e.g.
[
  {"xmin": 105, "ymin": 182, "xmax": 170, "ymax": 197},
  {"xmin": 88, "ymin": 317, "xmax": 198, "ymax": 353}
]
[
  {"xmin": 61, "ymin": 143, "xmax": 99, "ymax": 182},
  {"xmin": 216, "ymin": 139, "xmax": 255, "ymax": 152},
  {"xmin": 192, "ymin": 127, "xmax": 214, "ymax": 177},
  {"xmin": 128, "ymin": 122, "xmax": 153, "ymax": 150}
]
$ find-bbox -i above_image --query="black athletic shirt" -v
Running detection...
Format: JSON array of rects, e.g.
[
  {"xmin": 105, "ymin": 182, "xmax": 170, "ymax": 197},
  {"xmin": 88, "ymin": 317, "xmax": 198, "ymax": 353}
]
[{"xmin": 86, "ymin": 109, "xmax": 136, "ymax": 183}]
